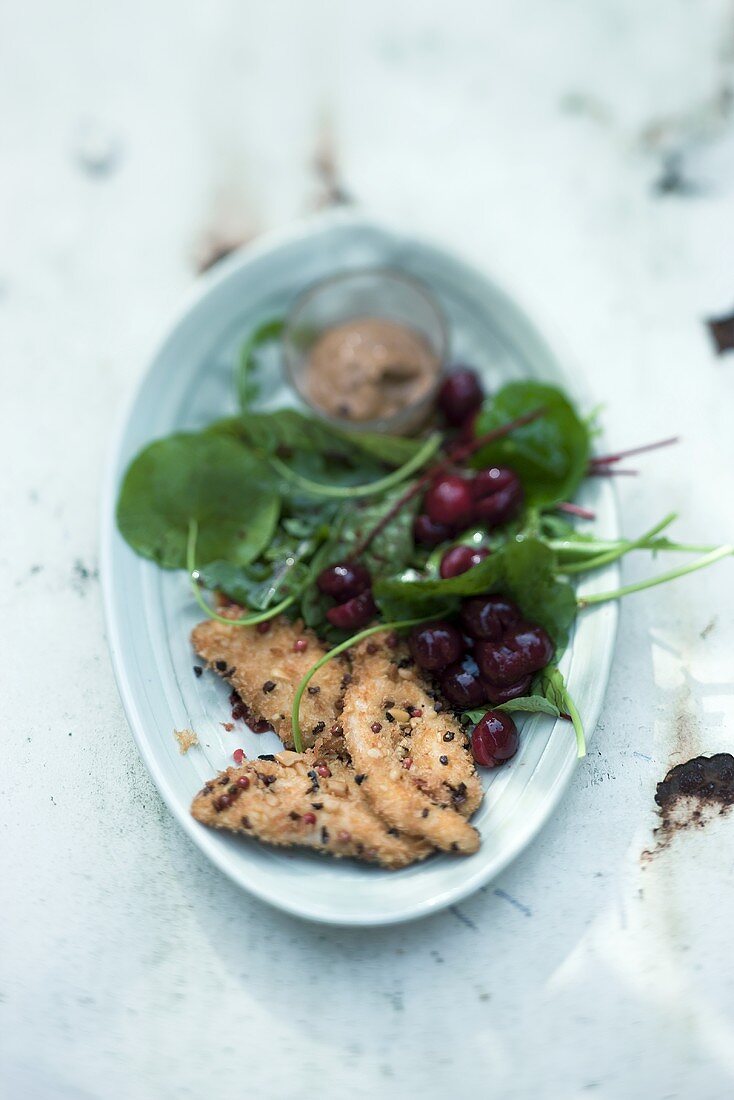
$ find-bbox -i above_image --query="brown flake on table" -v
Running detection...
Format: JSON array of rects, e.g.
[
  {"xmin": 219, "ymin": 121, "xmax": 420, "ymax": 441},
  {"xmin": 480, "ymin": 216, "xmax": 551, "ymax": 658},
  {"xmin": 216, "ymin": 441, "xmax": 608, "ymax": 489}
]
[{"xmin": 174, "ymin": 728, "xmax": 199, "ymax": 754}]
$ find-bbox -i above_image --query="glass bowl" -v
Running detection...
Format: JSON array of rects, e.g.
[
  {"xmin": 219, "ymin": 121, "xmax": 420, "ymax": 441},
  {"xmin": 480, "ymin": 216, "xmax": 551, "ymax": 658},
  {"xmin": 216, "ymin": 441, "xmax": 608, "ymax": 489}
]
[{"xmin": 283, "ymin": 268, "xmax": 448, "ymax": 435}]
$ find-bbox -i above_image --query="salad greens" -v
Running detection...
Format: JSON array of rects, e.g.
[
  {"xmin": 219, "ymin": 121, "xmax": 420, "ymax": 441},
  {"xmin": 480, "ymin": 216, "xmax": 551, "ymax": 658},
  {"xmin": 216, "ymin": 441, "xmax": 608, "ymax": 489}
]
[
  {"xmin": 116, "ymin": 433, "xmax": 279, "ymax": 569},
  {"xmin": 116, "ymin": 316, "xmax": 733, "ymax": 757},
  {"xmin": 375, "ymin": 537, "xmax": 577, "ymax": 652},
  {"xmin": 469, "ymin": 380, "xmax": 590, "ymax": 507}
]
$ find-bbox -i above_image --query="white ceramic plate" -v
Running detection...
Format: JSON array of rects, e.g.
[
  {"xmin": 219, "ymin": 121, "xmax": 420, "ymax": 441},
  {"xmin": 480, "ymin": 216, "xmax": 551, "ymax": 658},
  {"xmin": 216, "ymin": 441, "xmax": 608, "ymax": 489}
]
[{"xmin": 101, "ymin": 210, "xmax": 619, "ymax": 926}]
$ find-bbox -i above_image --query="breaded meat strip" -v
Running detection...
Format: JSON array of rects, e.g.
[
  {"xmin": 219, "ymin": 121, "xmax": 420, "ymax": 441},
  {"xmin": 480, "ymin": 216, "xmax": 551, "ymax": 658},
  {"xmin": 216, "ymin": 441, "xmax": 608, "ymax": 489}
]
[
  {"xmin": 341, "ymin": 634, "xmax": 483, "ymax": 854},
  {"xmin": 191, "ymin": 609, "xmax": 347, "ymax": 749},
  {"xmin": 191, "ymin": 749, "xmax": 433, "ymax": 869}
]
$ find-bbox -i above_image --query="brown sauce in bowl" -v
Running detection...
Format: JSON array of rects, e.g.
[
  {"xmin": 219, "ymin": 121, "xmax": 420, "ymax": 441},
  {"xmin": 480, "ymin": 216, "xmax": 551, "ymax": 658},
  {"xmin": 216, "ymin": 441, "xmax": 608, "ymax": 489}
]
[{"xmin": 304, "ymin": 316, "xmax": 440, "ymax": 424}]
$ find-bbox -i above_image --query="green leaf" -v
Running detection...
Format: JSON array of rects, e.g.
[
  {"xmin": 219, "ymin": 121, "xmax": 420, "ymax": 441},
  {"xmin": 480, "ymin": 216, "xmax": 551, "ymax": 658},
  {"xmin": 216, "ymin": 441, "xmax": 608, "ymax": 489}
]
[
  {"xmin": 375, "ymin": 536, "xmax": 577, "ymax": 651},
  {"xmin": 195, "ymin": 560, "xmax": 271, "ymax": 608},
  {"xmin": 237, "ymin": 318, "xmax": 285, "ymax": 411},
  {"xmin": 471, "ymin": 382, "xmax": 591, "ymax": 507},
  {"xmin": 536, "ymin": 665, "xmax": 585, "ymax": 756},
  {"xmin": 461, "ymin": 696, "xmax": 562, "ymax": 725},
  {"xmin": 338, "ymin": 484, "xmax": 423, "ymax": 580},
  {"xmin": 237, "ymin": 406, "xmax": 425, "ymax": 469},
  {"xmin": 498, "ymin": 695, "xmax": 562, "ymax": 718},
  {"xmin": 116, "ymin": 432, "xmax": 279, "ymax": 569}
]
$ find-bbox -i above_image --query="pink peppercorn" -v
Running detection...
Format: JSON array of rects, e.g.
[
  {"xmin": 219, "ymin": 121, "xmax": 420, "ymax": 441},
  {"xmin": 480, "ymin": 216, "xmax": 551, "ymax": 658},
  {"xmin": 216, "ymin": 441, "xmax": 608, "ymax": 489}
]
[
  {"xmin": 402, "ymin": 757, "xmax": 413, "ymax": 770},
  {"xmin": 293, "ymin": 638, "xmax": 308, "ymax": 653},
  {"xmin": 303, "ymin": 812, "xmax": 317, "ymax": 825},
  {"xmin": 232, "ymin": 748, "xmax": 245, "ymax": 765},
  {"xmin": 316, "ymin": 764, "xmax": 331, "ymax": 778},
  {"xmin": 256, "ymin": 621, "xmax": 271, "ymax": 635},
  {"xmin": 236, "ymin": 775, "xmax": 250, "ymax": 789}
]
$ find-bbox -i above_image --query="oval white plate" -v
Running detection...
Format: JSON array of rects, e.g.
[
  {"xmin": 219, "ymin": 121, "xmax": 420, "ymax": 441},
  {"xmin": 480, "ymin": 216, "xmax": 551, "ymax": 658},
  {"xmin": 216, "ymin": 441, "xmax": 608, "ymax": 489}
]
[{"xmin": 101, "ymin": 210, "xmax": 619, "ymax": 926}]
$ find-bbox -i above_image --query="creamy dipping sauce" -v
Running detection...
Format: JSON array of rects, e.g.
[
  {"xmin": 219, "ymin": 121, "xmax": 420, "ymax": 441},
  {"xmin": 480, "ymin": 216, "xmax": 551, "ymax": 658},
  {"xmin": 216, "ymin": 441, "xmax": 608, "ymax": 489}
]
[{"xmin": 304, "ymin": 316, "xmax": 441, "ymax": 423}]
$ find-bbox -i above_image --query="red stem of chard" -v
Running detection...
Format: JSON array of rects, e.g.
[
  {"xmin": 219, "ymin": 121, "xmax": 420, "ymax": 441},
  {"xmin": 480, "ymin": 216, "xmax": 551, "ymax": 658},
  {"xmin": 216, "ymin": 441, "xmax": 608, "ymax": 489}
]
[
  {"xmin": 587, "ymin": 467, "xmax": 638, "ymax": 477},
  {"xmin": 589, "ymin": 435, "xmax": 679, "ymax": 469},
  {"xmin": 557, "ymin": 501, "xmax": 596, "ymax": 520},
  {"xmin": 349, "ymin": 405, "xmax": 547, "ymax": 560}
]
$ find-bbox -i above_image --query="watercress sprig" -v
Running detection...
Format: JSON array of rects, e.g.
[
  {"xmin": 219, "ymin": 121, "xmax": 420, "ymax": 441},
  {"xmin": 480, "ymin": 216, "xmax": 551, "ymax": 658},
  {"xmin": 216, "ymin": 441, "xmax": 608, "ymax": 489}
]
[
  {"xmin": 558, "ymin": 512, "xmax": 677, "ymax": 576},
  {"xmin": 267, "ymin": 431, "xmax": 441, "ymax": 499},
  {"xmin": 578, "ymin": 543, "xmax": 734, "ymax": 608}
]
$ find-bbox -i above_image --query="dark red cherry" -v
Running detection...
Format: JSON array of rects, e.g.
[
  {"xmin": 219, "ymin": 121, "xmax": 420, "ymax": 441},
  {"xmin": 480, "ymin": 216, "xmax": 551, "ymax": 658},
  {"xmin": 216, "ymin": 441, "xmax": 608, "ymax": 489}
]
[
  {"xmin": 508, "ymin": 621, "xmax": 554, "ymax": 668},
  {"xmin": 483, "ymin": 674, "xmax": 532, "ymax": 705},
  {"xmin": 439, "ymin": 663, "xmax": 488, "ymax": 709},
  {"xmin": 317, "ymin": 561, "xmax": 371, "ymax": 601},
  {"xmin": 471, "ymin": 466, "xmax": 518, "ymax": 499},
  {"xmin": 459, "ymin": 595, "xmax": 522, "ymax": 640},
  {"xmin": 459, "ymin": 410, "xmax": 479, "ymax": 443},
  {"xmin": 439, "ymin": 545, "xmax": 489, "ymax": 579},
  {"xmin": 473, "ymin": 482, "xmax": 524, "ymax": 527},
  {"xmin": 424, "ymin": 475, "xmax": 474, "ymax": 527},
  {"xmin": 472, "ymin": 467, "xmax": 524, "ymax": 528},
  {"xmin": 409, "ymin": 621, "xmax": 464, "ymax": 671},
  {"xmin": 437, "ymin": 367, "xmax": 484, "ymax": 427},
  {"xmin": 326, "ymin": 590, "xmax": 377, "ymax": 630},
  {"xmin": 413, "ymin": 514, "xmax": 454, "ymax": 548},
  {"xmin": 475, "ymin": 622, "xmax": 554, "ymax": 686},
  {"xmin": 475, "ymin": 640, "xmax": 528, "ymax": 686},
  {"xmin": 471, "ymin": 711, "xmax": 519, "ymax": 767}
]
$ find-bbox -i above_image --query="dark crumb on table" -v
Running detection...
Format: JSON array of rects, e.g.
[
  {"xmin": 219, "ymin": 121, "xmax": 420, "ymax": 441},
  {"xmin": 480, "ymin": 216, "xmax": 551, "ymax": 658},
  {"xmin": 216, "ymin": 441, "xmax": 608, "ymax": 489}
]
[
  {"xmin": 643, "ymin": 752, "xmax": 734, "ymax": 860},
  {"xmin": 707, "ymin": 312, "xmax": 734, "ymax": 355}
]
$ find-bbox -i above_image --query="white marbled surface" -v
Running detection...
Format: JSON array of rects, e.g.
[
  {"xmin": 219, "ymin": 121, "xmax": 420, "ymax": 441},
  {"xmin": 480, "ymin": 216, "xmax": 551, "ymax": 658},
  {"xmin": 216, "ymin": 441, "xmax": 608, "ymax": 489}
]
[{"xmin": 2, "ymin": 1, "xmax": 734, "ymax": 1097}]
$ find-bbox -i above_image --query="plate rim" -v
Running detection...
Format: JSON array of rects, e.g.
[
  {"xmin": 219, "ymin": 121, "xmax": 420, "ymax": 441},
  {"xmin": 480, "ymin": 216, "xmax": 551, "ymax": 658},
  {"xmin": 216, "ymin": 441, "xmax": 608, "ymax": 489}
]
[{"xmin": 100, "ymin": 207, "xmax": 619, "ymax": 926}]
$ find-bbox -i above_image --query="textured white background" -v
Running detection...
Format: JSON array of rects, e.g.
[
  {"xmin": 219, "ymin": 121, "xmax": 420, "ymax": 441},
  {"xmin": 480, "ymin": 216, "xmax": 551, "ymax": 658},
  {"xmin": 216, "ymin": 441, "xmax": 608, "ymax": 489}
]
[{"xmin": 3, "ymin": 2, "xmax": 734, "ymax": 1097}]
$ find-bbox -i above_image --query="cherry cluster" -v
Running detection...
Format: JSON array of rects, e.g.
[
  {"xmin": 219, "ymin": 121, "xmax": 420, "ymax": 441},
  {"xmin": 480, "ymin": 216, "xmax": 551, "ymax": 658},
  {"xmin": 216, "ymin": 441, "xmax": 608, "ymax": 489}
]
[
  {"xmin": 413, "ymin": 367, "xmax": 524, "ymax": 578},
  {"xmin": 409, "ymin": 595, "xmax": 554, "ymax": 767}
]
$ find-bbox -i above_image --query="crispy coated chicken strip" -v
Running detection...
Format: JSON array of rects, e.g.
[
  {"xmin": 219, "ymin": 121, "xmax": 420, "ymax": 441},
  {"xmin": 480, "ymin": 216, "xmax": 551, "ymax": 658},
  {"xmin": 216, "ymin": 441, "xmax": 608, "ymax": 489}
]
[
  {"xmin": 191, "ymin": 609, "xmax": 347, "ymax": 749},
  {"xmin": 191, "ymin": 749, "xmax": 433, "ymax": 869},
  {"xmin": 341, "ymin": 635, "xmax": 483, "ymax": 854}
]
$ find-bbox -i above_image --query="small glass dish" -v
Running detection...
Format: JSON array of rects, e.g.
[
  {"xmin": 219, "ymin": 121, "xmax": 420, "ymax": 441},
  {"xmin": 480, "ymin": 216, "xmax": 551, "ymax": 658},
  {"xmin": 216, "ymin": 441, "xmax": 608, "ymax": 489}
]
[{"xmin": 283, "ymin": 268, "xmax": 448, "ymax": 435}]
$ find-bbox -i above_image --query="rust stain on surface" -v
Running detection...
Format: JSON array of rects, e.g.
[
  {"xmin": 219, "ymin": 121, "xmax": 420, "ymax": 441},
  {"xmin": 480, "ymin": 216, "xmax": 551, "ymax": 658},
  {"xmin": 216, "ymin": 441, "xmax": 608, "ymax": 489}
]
[
  {"xmin": 193, "ymin": 180, "xmax": 261, "ymax": 273},
  {"xmin": 669, "ymin": 681, "xmax": 702, "ymax": 763},
  {"xmin": 312, "ymin": 116, "xmax": 352, "ymax": 208}
]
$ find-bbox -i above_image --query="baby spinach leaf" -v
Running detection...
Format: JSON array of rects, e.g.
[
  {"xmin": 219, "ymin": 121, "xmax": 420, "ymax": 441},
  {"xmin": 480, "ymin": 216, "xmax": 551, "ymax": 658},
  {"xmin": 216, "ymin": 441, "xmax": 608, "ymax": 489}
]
[
  {"xmin": 236, "ymin": 406, "xmax": 424, "ymax": 469},
  {"xmin": 375, "ymin": 536, "xmax": 576, "ymax": 650},
  {"xmin": 462, "ymin": 695, "xmax": 562, "ymax": 726},
  {"xmin": 471, "ymin": 382, "xmax": 591, "ymax": 507},
  {"xmin": 498, "ymin": 695, "xmax": 562, "ymax": 718},
  {"xmin": 116, "ymin": 432, "xmax": 279, "ymax": 569}
]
